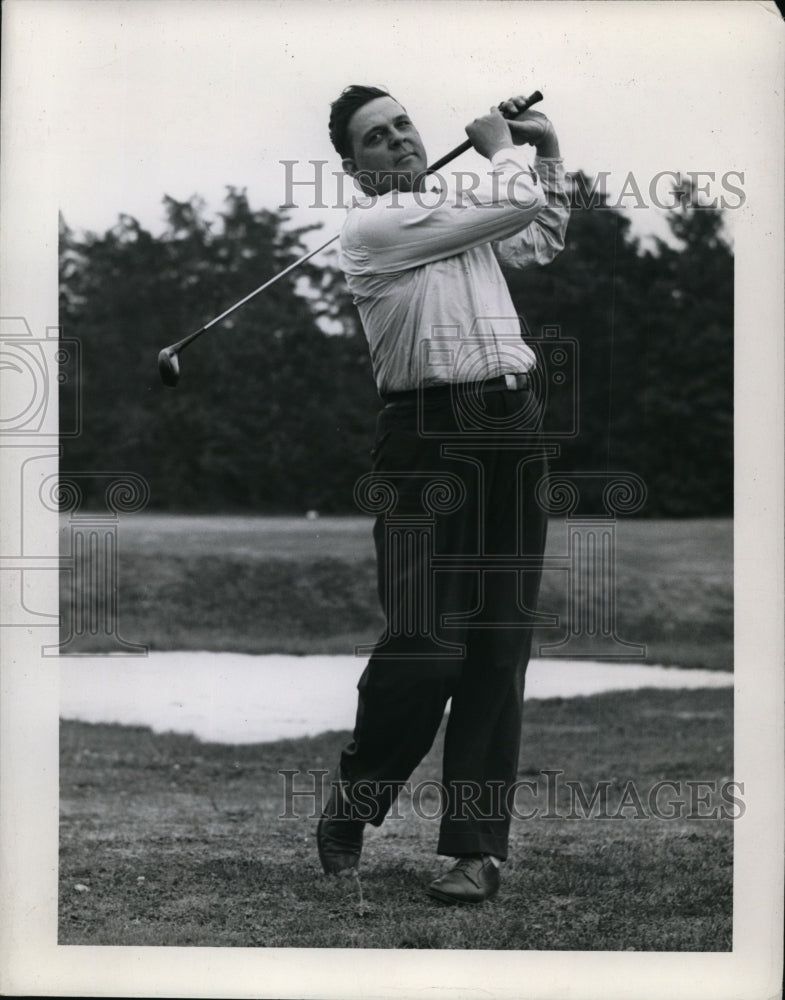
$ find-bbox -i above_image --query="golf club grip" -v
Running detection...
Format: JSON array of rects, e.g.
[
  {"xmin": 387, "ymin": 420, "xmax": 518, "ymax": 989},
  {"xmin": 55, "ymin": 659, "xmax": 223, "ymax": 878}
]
[{"xmin": 426, "ymin": 90, "xmax": 543, "ymax": 174}]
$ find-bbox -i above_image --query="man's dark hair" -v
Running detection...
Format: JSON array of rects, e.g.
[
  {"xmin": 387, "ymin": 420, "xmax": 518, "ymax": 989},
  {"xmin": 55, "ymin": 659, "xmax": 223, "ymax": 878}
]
[{"xmin": 329, "ymin": 85, "xmax": 394, "ymax": 159}]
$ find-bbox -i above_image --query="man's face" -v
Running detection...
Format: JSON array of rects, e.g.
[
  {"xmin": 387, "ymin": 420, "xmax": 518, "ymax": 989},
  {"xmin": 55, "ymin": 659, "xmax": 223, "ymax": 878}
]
[{"xmin": 343, "ymin": 96, "xmax": 428, "ymax": 196}]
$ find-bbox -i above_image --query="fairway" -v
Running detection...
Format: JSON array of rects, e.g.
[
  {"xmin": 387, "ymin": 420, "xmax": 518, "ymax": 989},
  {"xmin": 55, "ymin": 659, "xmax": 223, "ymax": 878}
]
[
  {"xmin": 116, "ymin": 513, "xmax": 732, "ymax": 573},
  {"xmin": 63, "ymin": 515, "xmax": 733, "ymax": 669},
  {"xmin": 116, "ymin": 513, "xmax": 378, "ymax": 561},
  {"xmin": 59, "ymin": 687, "xmax": 735, "ymax": 950}
]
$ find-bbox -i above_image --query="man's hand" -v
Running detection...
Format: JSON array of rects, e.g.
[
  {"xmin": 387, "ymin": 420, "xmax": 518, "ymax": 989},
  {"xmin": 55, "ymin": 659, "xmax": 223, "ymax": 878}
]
[
  {"xmin": 499, "ymin": 96, "xmax": 560, "ymax": 158},
  {"xmin": 465, "ymin": 108, "xmax": 514, "ymax": 160}
]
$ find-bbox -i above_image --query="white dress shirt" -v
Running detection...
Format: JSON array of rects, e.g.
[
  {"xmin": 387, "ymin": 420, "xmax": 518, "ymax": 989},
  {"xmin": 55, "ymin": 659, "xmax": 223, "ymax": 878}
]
[{"xmin": 339, "ymin": 149, "xmax": 570, "ymax": 394}]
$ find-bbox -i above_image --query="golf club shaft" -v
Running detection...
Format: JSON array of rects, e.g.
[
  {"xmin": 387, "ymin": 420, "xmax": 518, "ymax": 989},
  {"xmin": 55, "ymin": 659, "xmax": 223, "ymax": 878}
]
[
  {"xmin": 165, "ymin": 232, "xmax": 341, "ymax": 356},
  {"xmin": 426, "ymin": 90, "xmax": 543, "ymax": 174},
  {"xmin": 159, "ymin": 89, "xmax": 543, "ymax": 377}
]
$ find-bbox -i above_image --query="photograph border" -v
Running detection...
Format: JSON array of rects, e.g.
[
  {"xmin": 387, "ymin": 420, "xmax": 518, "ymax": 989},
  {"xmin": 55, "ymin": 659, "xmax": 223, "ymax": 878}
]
[{"xmin": 1, "ymin": 1, "xmax": 783, "ymax": 997}]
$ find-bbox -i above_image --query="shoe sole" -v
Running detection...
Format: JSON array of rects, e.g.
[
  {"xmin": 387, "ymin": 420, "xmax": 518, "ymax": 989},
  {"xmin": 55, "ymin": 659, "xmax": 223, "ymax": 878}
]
[{"xmin": 426, "ymin": 883, "xmax": 499, "ymax": 905}]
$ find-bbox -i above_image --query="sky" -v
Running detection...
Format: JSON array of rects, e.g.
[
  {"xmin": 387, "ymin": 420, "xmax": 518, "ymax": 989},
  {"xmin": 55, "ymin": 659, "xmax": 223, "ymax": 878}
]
[{"xmin": 21, "ymin": 0, "xmax": 780, "ymax": 251}]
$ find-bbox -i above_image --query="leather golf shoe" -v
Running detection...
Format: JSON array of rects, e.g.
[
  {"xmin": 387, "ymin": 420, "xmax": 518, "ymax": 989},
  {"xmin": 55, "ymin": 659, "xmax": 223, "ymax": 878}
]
[
  {"xmin": 316, "ymin": 783, "xmax": 365, "ymax": 875},
  {"xmin": 427, "ymin": 854, "xmax": 500, "ymax": 904}
]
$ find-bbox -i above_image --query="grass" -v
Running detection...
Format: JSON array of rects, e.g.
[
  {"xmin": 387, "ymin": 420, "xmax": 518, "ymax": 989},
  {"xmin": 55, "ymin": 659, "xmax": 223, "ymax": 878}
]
[
  {"xmin": 58, "ymin": 514, "xmax": 735, "ymax": 949},
  {"xmin": 59, "ymin": 515, "xmax": 733, "ymax": 668},
  {"xmin": 59, "ymin": 686, "xmax": 734, "ymax": 949}
]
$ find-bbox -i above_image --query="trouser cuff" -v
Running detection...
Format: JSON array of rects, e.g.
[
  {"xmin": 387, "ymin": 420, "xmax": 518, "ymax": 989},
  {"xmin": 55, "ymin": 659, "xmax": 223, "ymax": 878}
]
[{"xmin": 437, "ymin": 828, "xmax": 510, "ymax": 861}]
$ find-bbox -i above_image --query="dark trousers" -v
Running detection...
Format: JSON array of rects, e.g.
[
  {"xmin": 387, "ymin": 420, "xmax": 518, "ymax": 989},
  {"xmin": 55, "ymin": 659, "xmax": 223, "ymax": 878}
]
[{"xmin": 340, "ymin": 385, "xmax": 549, "ymax": 860}]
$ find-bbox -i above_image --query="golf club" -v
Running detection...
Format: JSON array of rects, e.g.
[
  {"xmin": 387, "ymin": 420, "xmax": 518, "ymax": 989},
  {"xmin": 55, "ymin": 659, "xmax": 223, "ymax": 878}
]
[
  {"xmin": 158, "ymin": 90, "xmax": 543, "ymax": 387},
  {"xmin": 157, "ymin": 235, "xmax": 338, "ymax": 387}
]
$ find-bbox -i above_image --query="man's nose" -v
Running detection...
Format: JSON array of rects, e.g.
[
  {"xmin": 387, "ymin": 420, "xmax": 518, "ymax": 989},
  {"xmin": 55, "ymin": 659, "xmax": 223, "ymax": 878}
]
[{"xmin": 388, "ymin": 128, "xmax": 406, "ymax": 147}]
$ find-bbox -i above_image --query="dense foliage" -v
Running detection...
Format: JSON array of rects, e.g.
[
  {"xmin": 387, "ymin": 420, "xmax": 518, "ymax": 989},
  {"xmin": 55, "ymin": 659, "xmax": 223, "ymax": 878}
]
[
  {"xmin": 504, "ymin": 173, "xmax": 733, "ymax": 516},
  {"xmin": 59, "ymin": 177, "xmax": 733, "ymax": 515}
]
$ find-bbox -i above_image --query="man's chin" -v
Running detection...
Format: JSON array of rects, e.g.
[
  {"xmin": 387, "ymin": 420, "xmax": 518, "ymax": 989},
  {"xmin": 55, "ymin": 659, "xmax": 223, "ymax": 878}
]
[{"xmin": 356, "ymin": 166, "xmax": 426, "ymax": 196}]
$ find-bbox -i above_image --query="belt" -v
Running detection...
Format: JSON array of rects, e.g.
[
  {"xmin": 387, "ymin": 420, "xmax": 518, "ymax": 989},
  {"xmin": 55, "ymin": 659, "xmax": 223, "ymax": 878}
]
[{"xmin": 381, "ymin": 371, "xmax": 532, "ymax": 405}]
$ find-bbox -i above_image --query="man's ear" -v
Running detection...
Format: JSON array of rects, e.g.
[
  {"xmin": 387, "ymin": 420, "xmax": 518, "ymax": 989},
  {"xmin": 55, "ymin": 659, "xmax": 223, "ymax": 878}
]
[{"xmin": 342, "ymin": 157, "xmax": 358, "ymax": 177}]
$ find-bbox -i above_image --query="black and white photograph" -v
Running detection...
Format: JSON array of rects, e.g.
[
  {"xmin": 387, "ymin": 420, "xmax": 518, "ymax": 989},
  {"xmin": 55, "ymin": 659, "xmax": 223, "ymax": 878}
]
[{"xmin": 0, "ymin": 1, "xmax": 783, "ymax": 997}]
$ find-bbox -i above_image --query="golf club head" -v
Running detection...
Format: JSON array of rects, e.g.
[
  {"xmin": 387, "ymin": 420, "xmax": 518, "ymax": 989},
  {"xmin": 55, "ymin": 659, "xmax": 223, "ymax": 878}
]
[{"xmin": 158, "ymin": 348, "xmax": 180, "ymax": 388}]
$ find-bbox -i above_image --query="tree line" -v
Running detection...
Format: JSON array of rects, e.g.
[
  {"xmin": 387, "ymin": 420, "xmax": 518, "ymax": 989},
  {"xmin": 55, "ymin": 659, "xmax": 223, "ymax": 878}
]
[{"xmin": 59, "ymin": 176, "xmax": 733, "ymax": 516}]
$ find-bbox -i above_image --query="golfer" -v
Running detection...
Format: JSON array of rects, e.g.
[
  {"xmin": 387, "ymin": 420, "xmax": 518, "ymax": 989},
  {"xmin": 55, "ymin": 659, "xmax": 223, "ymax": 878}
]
[{"xmin": 318, "ymin": 85, "xmax": 570, "ymax": 903}]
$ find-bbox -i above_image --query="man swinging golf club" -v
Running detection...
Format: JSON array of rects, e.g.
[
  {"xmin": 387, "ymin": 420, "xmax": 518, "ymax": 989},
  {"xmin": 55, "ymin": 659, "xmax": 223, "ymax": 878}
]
[{"xmin": 317, "ymin": 85, "xmax": 570, "ymax": 903}]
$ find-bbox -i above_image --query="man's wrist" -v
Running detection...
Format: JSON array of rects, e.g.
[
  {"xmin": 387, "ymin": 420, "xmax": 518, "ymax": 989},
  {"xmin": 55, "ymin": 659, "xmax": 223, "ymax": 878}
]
[{"xmin": 535, "ymin": 124, "xmax": 560, "ymax": 158}]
